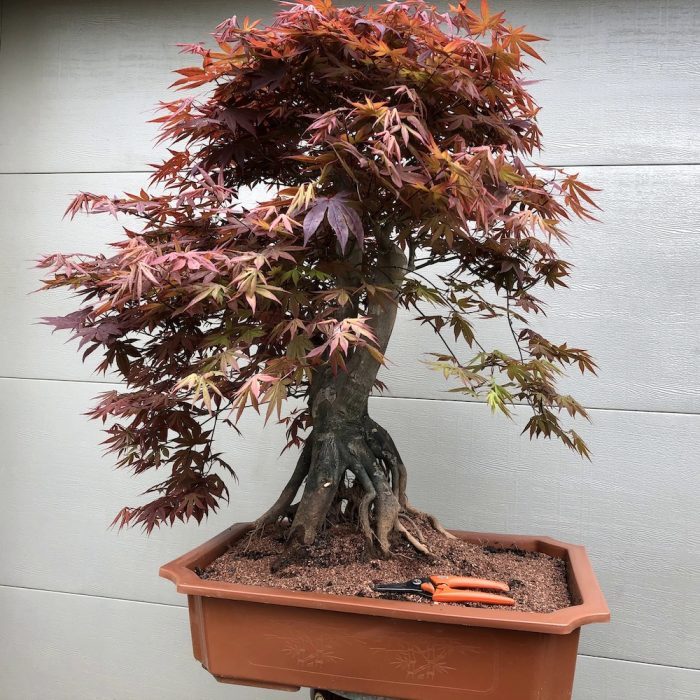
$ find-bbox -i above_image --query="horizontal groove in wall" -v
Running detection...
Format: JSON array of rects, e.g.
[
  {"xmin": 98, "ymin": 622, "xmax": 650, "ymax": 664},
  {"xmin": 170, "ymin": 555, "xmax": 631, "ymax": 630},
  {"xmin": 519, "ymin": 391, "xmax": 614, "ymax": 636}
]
[
  {"xmin": 1, "ymin": 163, "xmax": 699, "ymax": 176},
  {"xmin": 578, "ymin": 653, "xmax": 700, "ymax": 674},
  {"xmin": 0, "ymin": 583, "xmax": 183, "ymax": 610},
  {"xmin": 0, "ymin": 170, "xmax": 152, "ymax": 176},
  {"xmin": 374, "ymin": 396, "xmax": 700, "ymax": 417},
  {"xmin": 0, "ymin": 583, "xmax": 698, "ymax": 673},
  {"xmin": 1, "ymin": 374, "xmax": 698, "ymax": 418}
]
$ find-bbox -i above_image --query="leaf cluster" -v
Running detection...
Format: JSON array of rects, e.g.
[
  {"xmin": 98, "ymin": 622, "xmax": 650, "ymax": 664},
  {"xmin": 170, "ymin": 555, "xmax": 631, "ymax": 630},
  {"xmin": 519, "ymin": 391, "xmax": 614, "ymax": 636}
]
[{"xmin": 38, "ymin": 0, "xmax": 598, "ymax": 531}]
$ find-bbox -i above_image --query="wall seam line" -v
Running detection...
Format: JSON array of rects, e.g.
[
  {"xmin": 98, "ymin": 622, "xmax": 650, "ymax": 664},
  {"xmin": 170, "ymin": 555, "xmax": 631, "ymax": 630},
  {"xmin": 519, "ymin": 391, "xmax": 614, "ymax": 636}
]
[
  {"xmin": 0, "ymin": 374, "xmax": 697, "ymax": 417},
  {"xmin": 0, "ymin": 163, "xmax": 700, "ymax": 175},
  {"xmin": 0, "ymin": 582, "xmax": 184, "ymax": 610},
  {"xmin": 0, "ymin": 583, "xmax": 697, "ymax": 673},
  {"xmin": 577, "ymin": 653, "xmax": 699, "ymax": 673},
  {"xmin": 2, "ymin": 163, "xmax": 700, "ymax": 176}
]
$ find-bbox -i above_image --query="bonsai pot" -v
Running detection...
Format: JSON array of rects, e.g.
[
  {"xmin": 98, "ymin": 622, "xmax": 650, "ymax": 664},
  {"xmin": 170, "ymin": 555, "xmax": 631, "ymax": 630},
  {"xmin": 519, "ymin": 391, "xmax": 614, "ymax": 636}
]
[{"xmin": 160, "ymin": 524, "xmax": 609, "ymax": 700}]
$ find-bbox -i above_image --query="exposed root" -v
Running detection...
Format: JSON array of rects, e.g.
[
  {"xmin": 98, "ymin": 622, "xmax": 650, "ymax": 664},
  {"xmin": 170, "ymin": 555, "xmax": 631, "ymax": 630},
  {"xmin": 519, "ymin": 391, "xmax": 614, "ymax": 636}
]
[
  {"xmin": 396, "ymin": 521, "xmax": 431, "ymax": 555},
  {"xmin": 285, "ymin": 431, "xmax": 345, "ymax": 547},
  {"xmin": 403, "ymin": 502, "xmax": 457, "ymax": 540},
  {"xmin": 362, "ymin": 416, "xmax": 456, "ymax": 542},
  {"xmin": 244, "ymin": 441, "xmax": 312, "ymax": 550},
  {"xmin": 346, "ymin": 454, "xmax": 377, "ymax": 554},
  {"xmin": 249, "ymin": 414, "xmax": 453, "ymax": 565},
  {"xmin": 399, "ymin": 512, "xmax": 426, "ymax": 544}
]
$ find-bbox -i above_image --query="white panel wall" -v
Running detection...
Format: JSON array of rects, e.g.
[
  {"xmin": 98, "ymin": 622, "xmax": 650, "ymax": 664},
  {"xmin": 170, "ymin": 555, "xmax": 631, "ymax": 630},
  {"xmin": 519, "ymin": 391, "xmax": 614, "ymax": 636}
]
[{"xmin": 1, "ymin": 1, "xmax": 698, "ymax": 699}]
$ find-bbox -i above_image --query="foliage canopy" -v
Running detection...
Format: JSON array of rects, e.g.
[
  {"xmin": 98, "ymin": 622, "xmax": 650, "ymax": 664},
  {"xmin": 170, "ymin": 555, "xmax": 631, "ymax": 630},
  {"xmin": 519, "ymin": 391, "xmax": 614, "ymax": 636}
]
[{"xmin": 39, "ymin": 0, "xmax": 597, "ymax": 536}]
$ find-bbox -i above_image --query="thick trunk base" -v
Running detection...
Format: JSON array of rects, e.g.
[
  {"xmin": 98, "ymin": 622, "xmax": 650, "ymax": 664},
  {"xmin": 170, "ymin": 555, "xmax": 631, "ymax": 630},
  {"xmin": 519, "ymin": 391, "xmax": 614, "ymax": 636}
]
[
  {"xmin": 250, "ymin": 240, "xmax": 453, "ymax": 560},
  {"xmin": 251, "ymin": 415, "xmax": 454, "ymax": 563}
]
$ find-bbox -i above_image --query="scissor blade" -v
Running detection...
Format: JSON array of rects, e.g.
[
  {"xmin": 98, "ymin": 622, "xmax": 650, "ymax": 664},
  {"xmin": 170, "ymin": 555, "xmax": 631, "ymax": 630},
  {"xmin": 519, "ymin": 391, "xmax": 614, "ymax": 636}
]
[{"xmin": 373, "ymin": 580, "xmax": 428, "ymax": 596}]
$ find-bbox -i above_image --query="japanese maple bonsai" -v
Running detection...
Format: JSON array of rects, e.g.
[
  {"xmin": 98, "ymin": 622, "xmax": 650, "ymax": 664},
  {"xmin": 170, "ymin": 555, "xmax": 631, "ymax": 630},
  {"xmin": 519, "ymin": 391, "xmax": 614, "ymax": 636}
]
[{"xmin": 39, "ymin": 0, "xmax": 598, "ymax": 562}]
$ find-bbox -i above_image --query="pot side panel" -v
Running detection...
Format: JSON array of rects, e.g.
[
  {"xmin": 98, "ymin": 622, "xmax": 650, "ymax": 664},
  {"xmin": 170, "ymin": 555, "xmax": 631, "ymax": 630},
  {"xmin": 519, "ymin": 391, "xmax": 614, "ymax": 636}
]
[{"xmin": 198, "ymin": 597, "xmax": 580, "ymax": 700}]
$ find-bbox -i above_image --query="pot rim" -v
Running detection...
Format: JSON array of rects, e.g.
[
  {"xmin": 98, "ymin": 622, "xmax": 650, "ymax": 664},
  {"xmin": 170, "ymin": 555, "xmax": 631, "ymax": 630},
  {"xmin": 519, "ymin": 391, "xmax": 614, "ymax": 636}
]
[{"xmin": 160, "ymin": 523, "xmax": 610, "ymax": 635}]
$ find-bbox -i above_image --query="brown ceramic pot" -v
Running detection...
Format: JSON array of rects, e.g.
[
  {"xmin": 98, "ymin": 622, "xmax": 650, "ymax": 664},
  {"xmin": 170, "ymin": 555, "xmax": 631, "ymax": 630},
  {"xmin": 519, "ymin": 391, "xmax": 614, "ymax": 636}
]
[{"xmin": 160, "ymin": 524, "xmax": 609, "ymax": 700}]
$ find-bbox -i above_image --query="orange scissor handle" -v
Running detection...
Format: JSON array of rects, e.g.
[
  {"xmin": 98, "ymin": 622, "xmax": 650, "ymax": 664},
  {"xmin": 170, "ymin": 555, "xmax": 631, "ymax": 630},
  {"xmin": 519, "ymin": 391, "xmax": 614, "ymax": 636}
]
[
  {"xmin": 431, "ymin": 588, "xmax": 515, "ymax": 605},
  {"xmin": 429, "ymin": 575, "xmax": 510, "ymax": 593}
]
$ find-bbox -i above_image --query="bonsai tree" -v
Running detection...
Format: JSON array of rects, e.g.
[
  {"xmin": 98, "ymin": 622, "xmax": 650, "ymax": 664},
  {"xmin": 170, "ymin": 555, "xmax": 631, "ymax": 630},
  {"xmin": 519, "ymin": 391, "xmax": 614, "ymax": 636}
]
[{"xmin": 39, "ymin": 0, "xmax": 597, "ymax": 558}]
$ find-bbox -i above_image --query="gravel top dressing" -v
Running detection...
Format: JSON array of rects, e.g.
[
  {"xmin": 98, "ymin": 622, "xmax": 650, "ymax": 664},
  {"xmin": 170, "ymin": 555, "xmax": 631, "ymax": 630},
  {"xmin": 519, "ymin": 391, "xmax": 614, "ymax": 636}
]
[{"xmin": 202, "ymin": 521, "xmax": 571, "ymax": 613}]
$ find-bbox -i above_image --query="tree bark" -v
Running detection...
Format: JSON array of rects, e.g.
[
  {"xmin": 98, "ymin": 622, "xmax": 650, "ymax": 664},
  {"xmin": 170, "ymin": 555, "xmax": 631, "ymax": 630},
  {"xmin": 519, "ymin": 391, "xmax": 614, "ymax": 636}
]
[{"xmin": 252, "ymin": 240, "xmax": 453, "ymax": 558}]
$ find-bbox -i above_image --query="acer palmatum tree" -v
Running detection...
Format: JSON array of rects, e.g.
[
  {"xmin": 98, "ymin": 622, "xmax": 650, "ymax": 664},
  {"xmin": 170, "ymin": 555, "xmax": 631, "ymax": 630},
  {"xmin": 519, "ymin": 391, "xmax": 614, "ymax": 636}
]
[{"xmin": 39, "ymin": 0, "xmax": 598, "ymax": 559}]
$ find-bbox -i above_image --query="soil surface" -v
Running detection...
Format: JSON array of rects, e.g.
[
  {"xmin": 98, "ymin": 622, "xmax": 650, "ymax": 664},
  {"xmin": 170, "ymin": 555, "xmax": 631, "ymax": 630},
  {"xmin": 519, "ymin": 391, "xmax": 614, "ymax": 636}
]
[{"xmin": 201, "ymin": 520, "xmax": 571, "ymax": 613}]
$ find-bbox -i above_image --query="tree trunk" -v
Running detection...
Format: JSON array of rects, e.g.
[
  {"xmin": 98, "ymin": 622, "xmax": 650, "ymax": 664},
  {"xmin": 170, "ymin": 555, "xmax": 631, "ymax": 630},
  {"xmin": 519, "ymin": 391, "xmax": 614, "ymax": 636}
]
[{"xmin": 251, "ymin": 241, "xmax": 454, "ymax": 558}]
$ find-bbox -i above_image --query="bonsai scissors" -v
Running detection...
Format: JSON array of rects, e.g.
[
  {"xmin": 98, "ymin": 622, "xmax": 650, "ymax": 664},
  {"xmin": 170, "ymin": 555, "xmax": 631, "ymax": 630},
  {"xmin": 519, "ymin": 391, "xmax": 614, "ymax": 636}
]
[{"xmin": 374, "ymin": 575, "xmax": 515, "ymax": 606}]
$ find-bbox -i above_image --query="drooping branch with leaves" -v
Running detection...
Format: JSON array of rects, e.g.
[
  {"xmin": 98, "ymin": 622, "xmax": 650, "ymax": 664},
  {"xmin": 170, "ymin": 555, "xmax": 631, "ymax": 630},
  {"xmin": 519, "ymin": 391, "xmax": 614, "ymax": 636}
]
[{"xmin": 39, "ymin": 0, "xmax": 597, "ymax": 558}]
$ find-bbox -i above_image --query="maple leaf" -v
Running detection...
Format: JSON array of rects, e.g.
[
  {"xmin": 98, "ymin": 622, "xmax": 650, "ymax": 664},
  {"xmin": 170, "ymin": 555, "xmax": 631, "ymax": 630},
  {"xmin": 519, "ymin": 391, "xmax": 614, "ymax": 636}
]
[
  {"xmin": 302, "ymin": 193, "xmax": 364, "ymax": 251},
  {"xmin": 218, "ymin": 107, "xmax": 257, "ymax": 135}
]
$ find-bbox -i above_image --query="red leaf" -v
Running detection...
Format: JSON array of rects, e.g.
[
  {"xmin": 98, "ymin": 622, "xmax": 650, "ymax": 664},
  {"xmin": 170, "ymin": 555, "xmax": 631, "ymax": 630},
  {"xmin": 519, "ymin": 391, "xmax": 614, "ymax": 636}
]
[
  {"xmin": 326, "ymin": 195, "xmax": 364, "ymax": 251},
  {"xmin": 302, "ymin": 198, "xmax": 329, "ymax": 245},
  {"xmin": 303, "ymin": 193, "xmax": 364, "ymax": 251}
]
